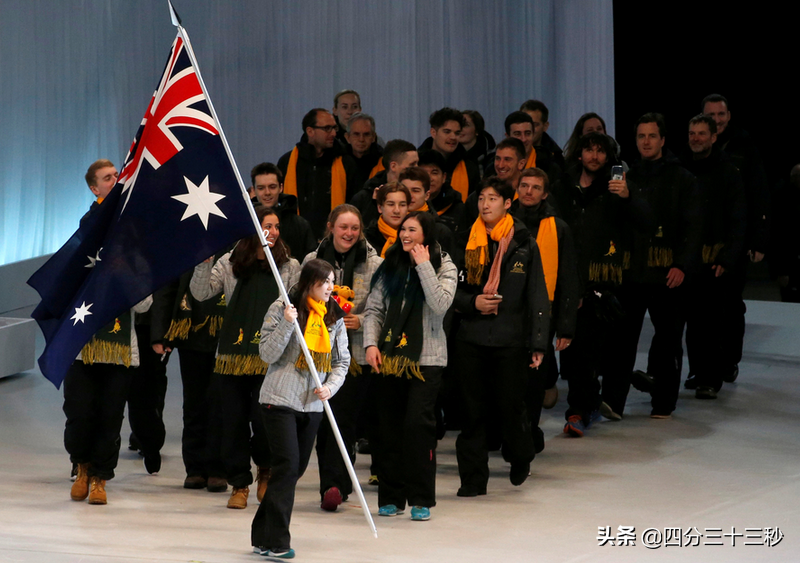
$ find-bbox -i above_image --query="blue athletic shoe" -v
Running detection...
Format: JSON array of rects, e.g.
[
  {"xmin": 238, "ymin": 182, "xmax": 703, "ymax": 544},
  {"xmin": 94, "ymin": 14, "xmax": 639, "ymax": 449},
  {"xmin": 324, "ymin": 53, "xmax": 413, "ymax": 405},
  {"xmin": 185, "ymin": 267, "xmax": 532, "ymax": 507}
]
[
  {"xmin": 378, "ymin": 504, "xmax": 404, "ymax": 516},
  {"xmin": 587, "ymin": 409, "xmax": 603, "ymax": 427},
  {"xmin": 410, "ymin": 506, "xmax": 430, "ymax": 521}
]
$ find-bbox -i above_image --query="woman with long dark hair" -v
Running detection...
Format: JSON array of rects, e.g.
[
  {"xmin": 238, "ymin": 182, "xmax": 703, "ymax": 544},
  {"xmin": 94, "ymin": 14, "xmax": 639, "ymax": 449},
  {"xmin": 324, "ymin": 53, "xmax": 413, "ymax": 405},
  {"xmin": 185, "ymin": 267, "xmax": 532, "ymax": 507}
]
[
  {"xmin": 251, "ymin": 259, "xmax": 350, "ymax": 559},
  {"xmin": 190, "ymin": 206, "xmax": 300, "ymax": 510},
  {"xmin": 303, "ymin": 204, "xmax": 384, "ymax": 512},
  {"xmin": 362, "ymin": 211, "xmax": 458, "ymax": 521}
]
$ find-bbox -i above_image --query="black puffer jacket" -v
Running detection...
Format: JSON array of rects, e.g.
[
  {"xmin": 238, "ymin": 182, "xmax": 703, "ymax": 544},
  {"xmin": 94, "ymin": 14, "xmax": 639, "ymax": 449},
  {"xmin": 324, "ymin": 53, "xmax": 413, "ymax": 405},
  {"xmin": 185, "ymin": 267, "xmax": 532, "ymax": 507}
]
[
  {"xmin": 252, "ymin": 193, "xmax": 318, "ymax": 261},
  {"xmin": 453, "ymin": 216, "xmax": 550, "ymax": 352}
]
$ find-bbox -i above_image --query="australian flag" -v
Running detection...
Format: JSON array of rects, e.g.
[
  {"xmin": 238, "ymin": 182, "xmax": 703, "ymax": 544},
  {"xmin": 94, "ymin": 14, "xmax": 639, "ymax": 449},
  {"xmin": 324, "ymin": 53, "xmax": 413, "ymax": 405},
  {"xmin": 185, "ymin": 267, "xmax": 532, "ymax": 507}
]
[{"xmin": 28, "ymin": 32, "xmax": 257, "ymax": 388}]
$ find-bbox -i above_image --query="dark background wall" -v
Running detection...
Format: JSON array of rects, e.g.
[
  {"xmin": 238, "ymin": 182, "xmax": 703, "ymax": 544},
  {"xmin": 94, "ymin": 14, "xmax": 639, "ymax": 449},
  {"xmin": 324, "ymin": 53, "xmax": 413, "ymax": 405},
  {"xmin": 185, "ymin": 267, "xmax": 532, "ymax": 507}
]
[{"xmin": 613, "ymin": 4, "xmax": 796, "ymax": 187}]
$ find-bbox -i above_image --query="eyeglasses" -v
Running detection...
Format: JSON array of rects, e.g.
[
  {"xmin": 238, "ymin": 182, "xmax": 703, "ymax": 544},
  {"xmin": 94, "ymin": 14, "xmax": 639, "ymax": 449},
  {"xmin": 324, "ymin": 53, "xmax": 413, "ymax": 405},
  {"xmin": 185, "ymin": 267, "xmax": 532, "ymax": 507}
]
[{"xmin": 310, "ymin": 124, "xmax": 339, "ymax": 133}]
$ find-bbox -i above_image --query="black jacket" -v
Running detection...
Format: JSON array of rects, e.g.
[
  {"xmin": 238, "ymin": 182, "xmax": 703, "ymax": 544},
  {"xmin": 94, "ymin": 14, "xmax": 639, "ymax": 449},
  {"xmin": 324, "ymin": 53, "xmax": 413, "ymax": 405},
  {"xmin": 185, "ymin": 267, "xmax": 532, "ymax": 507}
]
[
  {"xmin": 453, "ymin": 216, "xmax": 550, "ymax": 352},
  {"xmin": 462, "ymin": 131, "xmax": 496, "ymax": 170},
  {"xmin": 679, "ymin": 146, "xmax": 747, "ymax": 272},
  {"xmin": 769, "ymin": 176, "xmax": 800, "ymax": 281},
  {"xmin": 418, "ymin": 137, "xmax": 482, "ymax": 196},
  {"xmin": 429, "ymin": 186, "xmax": 467, "ymax": 235},
  {"xmin": 625, "ymin": 151, "xmax": 703, "ymax": 283},
  {"xmin": 277, "ymin": 140, "xmax": 359, "ymax": 239},
  {"xmin": 350, "ymin": 170, "xmax": 387, "ymax": 228},
  {"xmin": 556, "ymin": 165, "xmax": 654, "ymax": 294},
  {"xmin": 345, "ymin": 141, "xmax": 384, "ymax": 193},
  {"xmin": 252, "ymin": 193, "xmax": 318, "ymax": 261},
  {"xmin": 510, "ymin": 199, "xmax": 578, "ymax": 339},
  {"xmin": 716, "ymin": 123, "xmax": 769, "ymax": 253}
]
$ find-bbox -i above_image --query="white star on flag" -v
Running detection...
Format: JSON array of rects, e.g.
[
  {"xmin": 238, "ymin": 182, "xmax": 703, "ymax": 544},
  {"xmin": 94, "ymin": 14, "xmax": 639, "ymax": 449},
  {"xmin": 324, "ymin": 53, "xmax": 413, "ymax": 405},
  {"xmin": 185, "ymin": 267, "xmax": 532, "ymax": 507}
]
[
  {"xmin": 171, "ymin": 176, "xmax": 227, "ymax": 230},
  {"xmin": 70, "ymin": 302, "xmax": 93, "ymax": 325},
  {"xmin": 85, "ymin": 248, "xmax": 103, "ymax": 268}
]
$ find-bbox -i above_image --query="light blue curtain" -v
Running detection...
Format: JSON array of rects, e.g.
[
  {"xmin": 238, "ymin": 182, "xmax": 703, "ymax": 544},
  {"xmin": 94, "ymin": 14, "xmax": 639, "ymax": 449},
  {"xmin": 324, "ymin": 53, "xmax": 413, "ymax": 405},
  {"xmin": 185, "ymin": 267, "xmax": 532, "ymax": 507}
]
[{"xmin": 0, "ymin": 0, "xmax": 614, "ymax": 266}]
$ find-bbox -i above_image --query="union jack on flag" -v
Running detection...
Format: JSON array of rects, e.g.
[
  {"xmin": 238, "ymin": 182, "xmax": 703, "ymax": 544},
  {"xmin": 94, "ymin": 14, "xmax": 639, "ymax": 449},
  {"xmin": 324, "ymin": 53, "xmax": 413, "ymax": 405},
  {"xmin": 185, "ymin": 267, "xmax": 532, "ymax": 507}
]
[{"xmin": 28, "ymin": 30, "xmax": 256, "ymax": 387}]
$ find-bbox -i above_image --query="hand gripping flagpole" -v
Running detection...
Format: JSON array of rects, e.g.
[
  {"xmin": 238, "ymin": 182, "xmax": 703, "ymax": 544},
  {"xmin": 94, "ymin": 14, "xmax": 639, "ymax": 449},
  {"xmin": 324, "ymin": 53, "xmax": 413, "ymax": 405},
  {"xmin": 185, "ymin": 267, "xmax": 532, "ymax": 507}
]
[{"xmin": 167, "ymin": 1, "xmax": 377, "ymax": 539}]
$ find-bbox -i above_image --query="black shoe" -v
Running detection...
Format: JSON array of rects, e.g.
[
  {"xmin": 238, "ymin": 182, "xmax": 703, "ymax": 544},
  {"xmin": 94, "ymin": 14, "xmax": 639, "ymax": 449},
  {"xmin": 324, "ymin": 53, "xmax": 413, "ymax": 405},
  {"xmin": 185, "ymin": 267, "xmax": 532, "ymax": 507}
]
[
  {"xmin": 456, "ymin": 486, "xmax": 487, "ymax": 497},
  {"xmin": 684, "ymin": 374, "xmax": 698, "ymax": 390},
  {"xmin": 356, "ymin": 438, "xmax": 370, "ymax": 455},
  {"xmin": 631, "ymin": 370, "xmax": 654, "ymax": 393},
  {"xmin": 532, "ymin": 427, "xmax": 545, "ymax": 455},
  {"xmin": 509, "ymin": 462, "xmax": 531, "ymax": 486},
  {"xmin": 207, "ymin": 476, "xmax": 228, "ymax": 492},
  {"xmin": 723, "ymin": 364, "xmax": 739, "ymax": 383},
  {"xmin": 184, "ymin": 475, "xmax": 208, "ymax": 489},
  {"xmin": 144, "ymin": 452, "xmax": 161, "ymax": 475},
  {"xmin": 695, "ymin": 386, "xmax": 718, "ymax": 400},
  {"xmin": 128, "ymin": 433, "xmax": 142, "ymax": 452}
]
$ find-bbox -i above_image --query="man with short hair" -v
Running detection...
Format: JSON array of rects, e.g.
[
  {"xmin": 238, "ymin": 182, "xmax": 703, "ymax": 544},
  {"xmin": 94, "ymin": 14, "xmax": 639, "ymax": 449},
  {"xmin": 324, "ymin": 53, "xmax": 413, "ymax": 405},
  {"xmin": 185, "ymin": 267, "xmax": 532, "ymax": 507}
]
[
  {"xmin": 702, "ymin": 93, "xmax": 769, "ymax": 382},
  {"xmin": 81, "ymin": 160, "xmax": 117, "ymax": 226},
  {"xmin": 520, "ymin": 99, "xmax": 567, "ymax": 171},
  {"xmin": 453, "ymin": 176, "xmax": 550, "ymax": 495},
  {"xmin": 620, "ymin": 113, "xmax": 702, "ymax": 418},
  {"xmin": 466, "ymin": 138, "xmax": 528, "ymax": 226},
  {"xmin": 250, "ymin": 163, "xmax": 316, "ymax": 260},
  {"xmin": 350, "ymin": 139, "xmax": 418, "ymax": 227},
  {"xmin": 344, "ymin": 112, "xmax": 383, "ymax": 190},
  {"xmin": 679, "ymin": 114, "xmax": 746, "ymax": 399},
  {"xmin": 399, "ymin": 166, "xmax": 455, "ymax": 255},
  {"xmin": 419, "ymin": 149, "xmax": 466, "ymax": 234},
  {"xmin": 484, "ymin": 112, "xmax": 538, "ymax": 177},
  {"xmin": 418, "ymin": 107, "xmax": 481, "ymax": 201},
  {"xmin": 363, "ymin": 183, "xmax": 410, "ymax": 257},
  {"xmin": 510, "ymin": 168, "xmax": 578, "ymax": 447},
  {"xmin": 277, "ymin": 108, "xmax": 359, "ymax": 239},
  {"xmin": 332, "ymin": 89, "xmax": 362, "ymax": 145}
]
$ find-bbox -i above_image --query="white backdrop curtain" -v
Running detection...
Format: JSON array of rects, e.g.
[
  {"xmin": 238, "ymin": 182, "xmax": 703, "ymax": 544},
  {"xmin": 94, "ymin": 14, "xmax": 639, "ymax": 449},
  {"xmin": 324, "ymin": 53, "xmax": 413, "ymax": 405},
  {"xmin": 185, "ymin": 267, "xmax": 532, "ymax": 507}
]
[{"xmin": 0, "ymin": 0, "xmax": 614, "ymax": 266}]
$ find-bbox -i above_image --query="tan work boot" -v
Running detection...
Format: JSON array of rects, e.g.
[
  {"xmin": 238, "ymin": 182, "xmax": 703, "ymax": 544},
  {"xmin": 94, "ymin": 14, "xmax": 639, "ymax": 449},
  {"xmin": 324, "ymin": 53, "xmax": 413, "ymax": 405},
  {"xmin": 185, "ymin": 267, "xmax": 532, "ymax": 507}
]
[
  {"xmin": 70, "ymin": 463, "xmax": 90, "ymax": 501},
  {"xmin": 227, "ymin": 486, "xmax": 249, "ymax": 509},
  {"xmin": 256, "ymin": 467, "xmax": 271, "ymax": 503},
  {"xmin": 87, "ymin": 476, "xmax": 107, "ymax": 505}
]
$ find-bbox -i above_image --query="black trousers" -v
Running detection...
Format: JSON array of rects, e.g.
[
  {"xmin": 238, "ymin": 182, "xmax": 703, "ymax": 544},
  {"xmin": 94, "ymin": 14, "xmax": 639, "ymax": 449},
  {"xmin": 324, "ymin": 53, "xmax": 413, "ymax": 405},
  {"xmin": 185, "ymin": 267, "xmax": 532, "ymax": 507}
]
[
  {"xmin": 127, "ymin": 324, "xmax": 168, "ymax": 456},
  {"xmin": 613, "ymin": 282, "xmax": 685, "ymax": 415},
  {"xmin": 316, "ymin": 365, "xmax": 372, "ymax": 499},
  {"xmin": 375, "ymin": 366, "xmax": 443, "ymax": 509},
  {"xmin": 218, "ymin": 372, "xmax": 270, "ymax": 488},
  {"xmin": 686, "ymin": 268, "xmax": 743, "ymax": 391},
  {"xmin": 455, "ymin": 343, "xmax": 533, "ymax": 492},
  {"xmin": 525, "ymin": 332, "xmax": 555, "ymax": 453},
  {"xmin": 251, "ymin": 405, "xmax": 322, "ymax": 551},
  {"xmin": 178, "ymin": 349, "xmax": 224, "ymax": 478},
  {"xmin": 559, "ymin": 304, "xmax": 613, "ymax": 422},
  {"xmin": 63, "ymin": 361, "xmax": 133, "ymax": 480}
]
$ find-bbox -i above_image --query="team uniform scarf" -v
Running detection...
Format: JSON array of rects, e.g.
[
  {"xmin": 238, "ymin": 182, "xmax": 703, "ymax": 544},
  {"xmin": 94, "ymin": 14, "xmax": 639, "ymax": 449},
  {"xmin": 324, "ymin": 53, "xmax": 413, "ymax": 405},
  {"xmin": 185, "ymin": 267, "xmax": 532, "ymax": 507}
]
[
  {"xmin": 536, "ymin": 216, "xmax": 559, "ymax": 301},
  {"xmin": 215, "ymin": 266, "xmax": 279, "ymax": 375},
  {"xmin": 295, "ymin": 298, "xmax": 332, "ymax": 373},
  {"xmin": 377, "ymin": 266, "xmax": 425, "ymax": 381},
  {"xmin": 163, "ymin": 273, "xmax": 225, "ymax": 344},
  {"xmin": 376, "ymin": 217, "xmax": 397, "ymax": 258},
  {"xmin": 465, "ymin": 213, "xmax": 515, "ymax": 286},
  {"xmin": 369, "ymin": 160, "xmax": 385, "ymax": 178},
  {"xmin": 450, "ymin": 160, "xmax": 469, "ymax": 201},
  {"xmin": 81, "ymin": 310, "xmax": 133, "ymax": 367},
  {"xmin": 283, "ymin": 146, "xmax": 347, "ymax": 211}
]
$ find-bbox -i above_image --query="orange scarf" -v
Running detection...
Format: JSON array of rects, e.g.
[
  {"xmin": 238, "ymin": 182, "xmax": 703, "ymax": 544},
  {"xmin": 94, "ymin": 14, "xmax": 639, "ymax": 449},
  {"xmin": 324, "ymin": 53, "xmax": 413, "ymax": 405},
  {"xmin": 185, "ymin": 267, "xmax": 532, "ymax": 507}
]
[
  {"xmin": 369, "ymin": 160, "xmax": 385, "ymax": 179},
  {"xmin": 450, "ymin": 160, "xmax": 469, "ymax": 201},
  {"xmin": 536, "ymin": 216, "xmax": 559, "ymax": 301},
  {"xmin": 283, "ymin": 147, "xmax": 347, "ymax": 213},
  {"xmin": 437, "ymin": 203, "xmax": 453, "ymax": 216},
  {"xmin": 377, "ymin": 217, "xmax": 397, "ymax": 258},
  {"xmin": 525, "ymin": 147, "xmax": 537, "ymax": 169},
  {"xmin": 417, "ymin": 202, "xmax": 429, "ymax": 212},
  {"xmin": 465, "ymin": 213, "xmax": 515, "ymax": 285}
]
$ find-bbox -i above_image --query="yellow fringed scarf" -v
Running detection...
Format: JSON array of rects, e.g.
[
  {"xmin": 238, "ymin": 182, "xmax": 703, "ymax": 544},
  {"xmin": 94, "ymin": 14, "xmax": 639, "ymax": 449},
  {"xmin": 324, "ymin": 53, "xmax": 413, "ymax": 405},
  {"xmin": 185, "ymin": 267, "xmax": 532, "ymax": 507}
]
[
  {"xmin": 536, "ymin": 216, "xmax": 559, "ymax": 301},
  {"xmin": 465, "ymin": 213, "xmax": 515, "ymax": 285},
  {"xmin": 377, "ymin": 216, "xmax": 397, "ymax": 258},
  {"xmin": 295, "ymin": 297, "xmax": 332, "ymax": 373},
  {"xmin": 283, "ymin": 147, "xmax": 347, "ymax": 212},
  {"xmin": 451, "ymin": 160, "xmax": 469, "ymax": 201}
]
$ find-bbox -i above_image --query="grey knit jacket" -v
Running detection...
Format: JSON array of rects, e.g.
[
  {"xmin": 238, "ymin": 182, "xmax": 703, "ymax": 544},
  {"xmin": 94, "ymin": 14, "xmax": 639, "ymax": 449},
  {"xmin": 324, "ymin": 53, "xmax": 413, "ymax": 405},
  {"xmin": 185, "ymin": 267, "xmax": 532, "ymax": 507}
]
[
  {"xmin": 362, "ymin": 253, "xmax": 457, "ymax": 367},
  {"xmin": 302, "ymin": 240, "xmax": 383, "ymax": 365},
  {"xmin": 258, "ymin": 298, "xmax": 350, "ymax": 412}
]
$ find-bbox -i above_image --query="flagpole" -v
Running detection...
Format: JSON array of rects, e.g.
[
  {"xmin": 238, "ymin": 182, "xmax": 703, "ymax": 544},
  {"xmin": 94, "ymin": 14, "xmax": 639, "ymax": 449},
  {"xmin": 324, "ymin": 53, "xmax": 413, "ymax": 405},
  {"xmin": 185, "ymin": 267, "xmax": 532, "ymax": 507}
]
[{"xmin": 167, "ymin": 1, "xmax": 377, "ymax": 539}]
